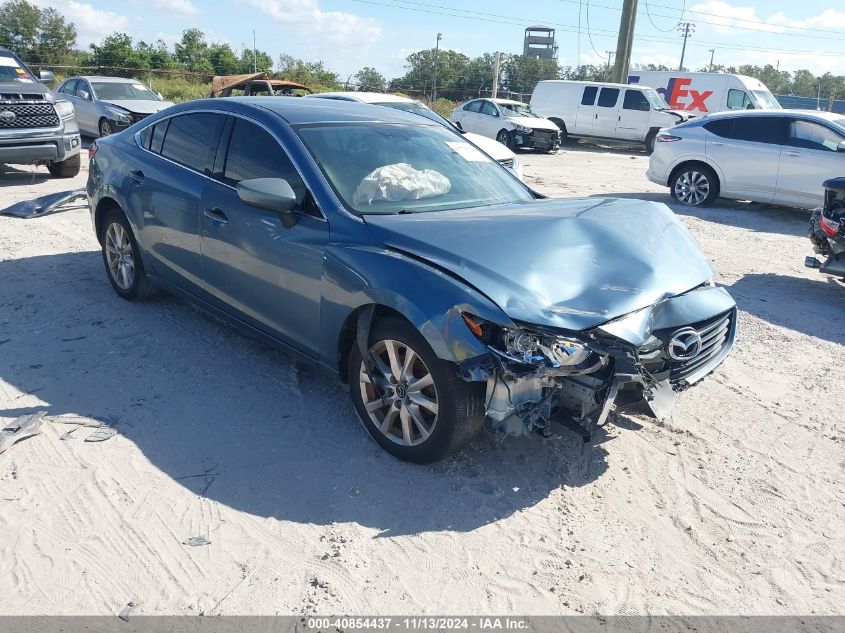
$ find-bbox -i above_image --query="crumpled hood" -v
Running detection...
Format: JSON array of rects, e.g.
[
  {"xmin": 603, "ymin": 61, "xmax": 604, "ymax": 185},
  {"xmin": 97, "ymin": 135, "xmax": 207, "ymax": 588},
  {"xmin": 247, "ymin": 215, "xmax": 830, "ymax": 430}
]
[
  {"xmin": 507, "ymin": 116, "xmax": 559, "ymax": 131},
  {"xmin": 363, "ymin": 198, "xmax": 714, "ymax": 331},
  {"xmin": 101, "ymin": 99, "xmax": 174, "ymax": 115}
]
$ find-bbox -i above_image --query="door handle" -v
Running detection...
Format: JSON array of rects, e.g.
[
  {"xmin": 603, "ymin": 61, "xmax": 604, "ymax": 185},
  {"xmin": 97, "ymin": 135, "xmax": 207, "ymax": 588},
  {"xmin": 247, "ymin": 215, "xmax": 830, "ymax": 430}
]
[
  {"xmin": 785, "ymin": 151, "xmax": 802, "ymax": 157},
  {"xmin": 128, "ymin": 169, "xmax": 144, "ymax": 183},
  {"xmin": 203, "ymin": 207, "xmax": 228, "ymax": 224},
  {"xmin": 711, "ymin": 142, "xmax": 725, "ymax": 147}
]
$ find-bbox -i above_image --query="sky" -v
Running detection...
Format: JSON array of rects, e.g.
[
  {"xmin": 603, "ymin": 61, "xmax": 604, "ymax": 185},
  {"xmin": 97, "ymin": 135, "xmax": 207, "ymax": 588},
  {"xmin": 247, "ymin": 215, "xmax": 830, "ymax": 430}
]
[{"xmin": 32, "ymin": 0, "xmax": 845, "ymax": 80}]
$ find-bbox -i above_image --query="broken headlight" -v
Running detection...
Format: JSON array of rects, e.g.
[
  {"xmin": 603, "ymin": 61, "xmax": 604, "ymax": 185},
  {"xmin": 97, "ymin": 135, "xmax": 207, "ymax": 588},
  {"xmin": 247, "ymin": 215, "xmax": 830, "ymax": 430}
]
[
  {"xmin": 462, "ymin": 313, "xmax": 598, "ymax": 369},
  {"xmin": 502, "ymin": 328, "xmax": 592, "ymax": 367}
]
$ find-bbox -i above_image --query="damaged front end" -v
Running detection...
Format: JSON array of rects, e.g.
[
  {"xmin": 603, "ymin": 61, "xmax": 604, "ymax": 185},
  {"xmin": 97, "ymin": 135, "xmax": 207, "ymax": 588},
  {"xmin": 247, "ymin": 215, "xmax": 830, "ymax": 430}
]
[{"xmin": 458, "ymin": 285, "xmax": 737, "ymax": 440}]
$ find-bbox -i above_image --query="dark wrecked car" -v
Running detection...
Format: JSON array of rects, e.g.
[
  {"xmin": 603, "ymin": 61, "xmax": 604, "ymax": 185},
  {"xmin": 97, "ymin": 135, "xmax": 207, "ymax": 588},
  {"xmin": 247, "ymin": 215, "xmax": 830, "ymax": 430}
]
[{"xmin": 86, "ymin": 98, "xmax": 736, "ymax": 463}]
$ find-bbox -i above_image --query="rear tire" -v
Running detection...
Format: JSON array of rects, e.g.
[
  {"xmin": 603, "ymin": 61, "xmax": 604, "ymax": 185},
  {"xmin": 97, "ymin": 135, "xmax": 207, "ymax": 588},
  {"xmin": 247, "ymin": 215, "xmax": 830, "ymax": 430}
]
[
  {"xmin": 46, "ymin": 154, "xmax": 80, "ymax": 178},
  {"xmin": 100, "ymin": 209, "xmax": 157, "ymax": 301},
  {"xmin": 550, "ymin": 118, "xmax": 568, "ymax": 143},
  {"xmin": 670, "ymin": 164, "xmax": 719, "ymax": 207},
  {"xmin": 348, "ymin": 317, "xmax": 485, "ymax": 463},
  {"xmin": 645, "ymin": 130, "xmax": 658, "ymax": 154}
]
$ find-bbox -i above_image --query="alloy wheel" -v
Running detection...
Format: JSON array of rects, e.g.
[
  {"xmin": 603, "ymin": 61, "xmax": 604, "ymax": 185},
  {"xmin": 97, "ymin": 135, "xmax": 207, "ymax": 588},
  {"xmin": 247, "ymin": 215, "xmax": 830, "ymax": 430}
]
[
  {"xmin": 100, "ymin": 120, "xmax": 112, "ymax": 137},
  {"xmin": 358, "ymin": 339, "xmax": 439, "ymax": 447},
  {"xmin": 674, "ymin": 170, "xmax": 710, "ymax": 206},
  {"xmin": 104, "ymin": 222, "xmax": 135, "ymax": 290},
  {"xmin": 496, "ymin": 130, "xmax": 510, "ymax": 145}
]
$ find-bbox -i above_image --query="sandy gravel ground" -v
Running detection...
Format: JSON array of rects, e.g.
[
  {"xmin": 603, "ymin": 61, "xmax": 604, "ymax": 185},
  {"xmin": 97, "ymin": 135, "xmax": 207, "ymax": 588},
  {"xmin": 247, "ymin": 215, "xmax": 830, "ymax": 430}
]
[{"xmin": 0, "ymin": 143, "xmax": 843, "ymax": 616}]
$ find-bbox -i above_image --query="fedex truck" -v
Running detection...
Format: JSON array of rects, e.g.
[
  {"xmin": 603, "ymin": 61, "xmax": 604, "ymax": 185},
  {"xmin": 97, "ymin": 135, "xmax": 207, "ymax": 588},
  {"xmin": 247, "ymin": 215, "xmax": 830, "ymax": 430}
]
[{"xmin": 628, "ymin": 71, "xmax": 781, "ymax": 114}]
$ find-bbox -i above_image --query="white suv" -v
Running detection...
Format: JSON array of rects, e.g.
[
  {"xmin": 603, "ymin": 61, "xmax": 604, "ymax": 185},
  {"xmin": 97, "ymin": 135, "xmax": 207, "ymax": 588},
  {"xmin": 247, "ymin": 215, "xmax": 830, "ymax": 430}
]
[{"xmin": 648, "ymin": 109, "xmax": 845, "ymax": 209}]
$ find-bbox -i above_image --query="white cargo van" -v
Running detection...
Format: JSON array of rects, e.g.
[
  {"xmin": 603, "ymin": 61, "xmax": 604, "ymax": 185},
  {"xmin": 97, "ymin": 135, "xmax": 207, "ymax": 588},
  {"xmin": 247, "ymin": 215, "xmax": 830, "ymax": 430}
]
[
  {"xmin": 627, "ymin": 71, "xmax": 781, "ymax": 114},
  {"xmin": 530, "ymin": 80, "xmax": 686, "ymax": 153}
]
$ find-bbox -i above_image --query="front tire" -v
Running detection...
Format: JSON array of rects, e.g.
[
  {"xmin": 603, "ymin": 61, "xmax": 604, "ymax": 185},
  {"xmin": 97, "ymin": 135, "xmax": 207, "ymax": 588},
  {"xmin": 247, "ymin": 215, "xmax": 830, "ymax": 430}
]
[
  {"xmin": 46, "ymin": 154, "xmax": 80, "ymax": 178},
  {"xmin": 645, "ymin": 130, "xmax": 658, "ymax": 154},
  {"xmin": 100, "ymin": 209, "xmax": 157, "ymax": 301},
  {"xmin": 670, "ymin": 164, "xmax": 719, "ymax": 207},
  {"xmin": 99, "ymin": 118, "xmax": 113, "ymax": 137},
  {"xmin": 348, "ymin": 317, "xmax": 485, "ymax": 463},
  {"xmin": 496, "ymin": 129, "xmax": 515, "ymax": 151}
]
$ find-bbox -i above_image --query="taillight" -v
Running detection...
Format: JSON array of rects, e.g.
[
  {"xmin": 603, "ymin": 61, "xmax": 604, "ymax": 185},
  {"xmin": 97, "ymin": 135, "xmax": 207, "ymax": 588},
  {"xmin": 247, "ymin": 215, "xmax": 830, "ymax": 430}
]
[
  {"xmin": 88, "ymin": 141, "xmax": 98, "ymax": 160},
  {"xmin": 657, "ymin": 133, "xmax": 682, "ymax": 142},
  {"xmin": 819, "ymin": 213, "xmax": 841, "ymax": 237}
]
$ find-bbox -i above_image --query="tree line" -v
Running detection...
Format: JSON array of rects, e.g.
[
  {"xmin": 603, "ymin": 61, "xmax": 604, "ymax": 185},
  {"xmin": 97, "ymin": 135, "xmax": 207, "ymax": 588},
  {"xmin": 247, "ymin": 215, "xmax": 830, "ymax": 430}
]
[{"xmin": 1, "ymin": 0, "xmax": 843, "ymax": 100}]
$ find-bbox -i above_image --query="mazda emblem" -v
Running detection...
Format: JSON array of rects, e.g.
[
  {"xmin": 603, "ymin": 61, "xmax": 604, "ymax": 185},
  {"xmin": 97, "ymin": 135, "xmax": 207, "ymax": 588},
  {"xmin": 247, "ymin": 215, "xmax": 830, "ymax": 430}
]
[
  {"xmin": 0, "ymin": 110, "xmax": 16, "ymax": 124},
  {"xmin": 667, "ymin": 327, "xmax": 703, "ymax": 361}
]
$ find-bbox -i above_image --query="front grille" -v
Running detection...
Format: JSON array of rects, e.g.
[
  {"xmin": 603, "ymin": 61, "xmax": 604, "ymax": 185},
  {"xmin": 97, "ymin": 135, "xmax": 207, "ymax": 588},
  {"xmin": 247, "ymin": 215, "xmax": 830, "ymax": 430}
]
[
  {"xmin": 639, "ymin": 309, "xmax": 735, "ymax": 385},
  {"xmin": 531, "ymin": 129, "xmax": 560, "ymax": 149},
  {"xmin": 0, "ymin": 102, "xmax": 59, "ymax": 129},
  {"xmin": 498, "ymin": 158, "xmax": 515, "ymax": 169},
  {"xmin": 130, "ymin": 113, "xmax": 149, "ymax": 124}
]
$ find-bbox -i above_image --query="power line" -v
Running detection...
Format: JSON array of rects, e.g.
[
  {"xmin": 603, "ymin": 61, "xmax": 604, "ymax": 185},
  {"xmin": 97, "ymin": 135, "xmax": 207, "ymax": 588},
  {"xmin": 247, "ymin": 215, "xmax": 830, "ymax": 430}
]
[
  {"xmin": 585, "ymin": 1, "xmax": 605, "ymax": 58},
  {"xmin": 644, "ymin": 0, "xmax": 684, "ymax": 33},
  {"xmin": 350, "ymin": 0, "xmax": 845, "ymax": 59}
]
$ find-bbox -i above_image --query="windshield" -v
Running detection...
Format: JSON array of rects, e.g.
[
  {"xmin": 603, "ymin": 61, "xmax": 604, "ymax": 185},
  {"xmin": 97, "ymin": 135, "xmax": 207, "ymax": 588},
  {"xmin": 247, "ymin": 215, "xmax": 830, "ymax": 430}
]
[
  {"xmin": 375, "ymin": 101, "xmax": 454, "ymax": 128},
  {"xmin": 296, "ymin": 123, "xmax": 532, "ymax": 215},
  {"xmin": 751, "ymin": 90, "xmax": 781, "ymax": 110},
  {"xmin": 498, "ymin": 102, "xmax": 541, "ymax": 118},
  {"xmin": 644, "ymin": 88, "xmax": 669, "ymax": 110},
  {"xmin": 0, "ymin": 53, "xmax": 36, "ymax": 84},
  {"xmin": 92, "ymin": 81, "xmax": 160, "ymax": 101}
]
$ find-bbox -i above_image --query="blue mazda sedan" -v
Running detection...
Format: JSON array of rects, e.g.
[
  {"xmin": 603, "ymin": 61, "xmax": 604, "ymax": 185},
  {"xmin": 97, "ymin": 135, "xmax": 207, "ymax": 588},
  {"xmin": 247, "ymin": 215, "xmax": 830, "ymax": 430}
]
[{"xmin": 87, "ymin": 97, "xmax": 736, "ymax": 463}]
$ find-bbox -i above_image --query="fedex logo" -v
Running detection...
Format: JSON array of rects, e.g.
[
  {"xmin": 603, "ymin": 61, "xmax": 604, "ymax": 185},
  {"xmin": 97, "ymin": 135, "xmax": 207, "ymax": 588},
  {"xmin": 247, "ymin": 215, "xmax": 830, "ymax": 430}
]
[{"xmin": 629, "ymin": 76, "xmax": 713, "ymax": 112}]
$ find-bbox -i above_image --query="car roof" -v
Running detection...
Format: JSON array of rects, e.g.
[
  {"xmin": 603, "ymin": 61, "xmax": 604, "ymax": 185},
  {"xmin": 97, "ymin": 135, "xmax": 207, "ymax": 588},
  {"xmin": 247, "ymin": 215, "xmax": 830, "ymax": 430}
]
[
  {"xmin": 490, "ymin": 98, "xmax": 529, "ymax": 105},
  {"xmin": 173, "ymin": 97, "xmax": 440, "ymax": 126},
  {"xmin": 702, "ymin": 109, "xmax": 845, "ymax": 122},
  {"xmin": 72, "ymin": 76, "xmax": 144, "ymax": 83},
  {"xmin": 309, "ymin": 92, "xmax": 415, "ymax": 104}
]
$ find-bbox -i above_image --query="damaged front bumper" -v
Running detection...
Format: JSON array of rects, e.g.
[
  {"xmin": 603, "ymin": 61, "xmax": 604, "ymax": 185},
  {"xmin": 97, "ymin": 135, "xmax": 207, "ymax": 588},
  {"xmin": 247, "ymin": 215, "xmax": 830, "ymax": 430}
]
[{"xmin": 458, "ymin": 285, "xmax": 737, "ymax": 439}]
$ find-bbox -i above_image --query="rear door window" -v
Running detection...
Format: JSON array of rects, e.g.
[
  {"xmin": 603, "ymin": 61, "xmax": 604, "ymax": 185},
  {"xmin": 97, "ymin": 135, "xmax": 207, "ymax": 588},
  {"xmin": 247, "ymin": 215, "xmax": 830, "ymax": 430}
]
[
  {"xmin": 59, "ymin": 79, "xmax": 77, "ymax": 95},
  {"xmin": 479, "ymin": 101, "xmax": 499, "ymax": 116},
  {"xmin": 597, "ymin": 88, "xmax": 620, "ymax": 108},
  {"xmin": 463, "ymin": 100, "xmax": 482, "ymax": 113},
  {"xmin": 787, "ymin": 119, "xmax": 844, "ymax": 152},
  {"xmin": 581, "ymin": 86, "xmax": 598, "ymax": 106},
  {"xmin": 160, "ymin": 113, "xmax": 225, "ymax": 174},
  {"xmin": 623, "ymin": 89, "xmax": 650, "ymax": 111},
  {"xmin": 705, "ymin": 116, "xmax": 787, "ymax": 144}
]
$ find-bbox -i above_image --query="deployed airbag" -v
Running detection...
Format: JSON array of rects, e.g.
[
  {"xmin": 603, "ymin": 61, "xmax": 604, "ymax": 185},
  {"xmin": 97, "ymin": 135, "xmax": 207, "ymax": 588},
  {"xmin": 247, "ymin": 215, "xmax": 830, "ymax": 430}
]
[{"xmin": 353, "ymin": 163, "xmax": 450, "ymax": 206}]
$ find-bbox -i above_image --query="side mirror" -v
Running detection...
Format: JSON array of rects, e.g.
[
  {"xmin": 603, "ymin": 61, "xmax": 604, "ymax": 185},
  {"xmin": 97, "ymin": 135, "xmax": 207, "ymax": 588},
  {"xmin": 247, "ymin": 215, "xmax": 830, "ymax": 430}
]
[
  {"xmin": 79, "ymin": 90, "xmax": 91, "ymax": 101},
  {"xmin": 837, "ymin": 141, "xmax": 845, "ymax": 153},
  {"xmin": 39, "ymin": 70, "xmax": 55, "ymax": 84},
  {"xmin": 237, "ymin": 178, "xmax": 298, "ymax": 227}
]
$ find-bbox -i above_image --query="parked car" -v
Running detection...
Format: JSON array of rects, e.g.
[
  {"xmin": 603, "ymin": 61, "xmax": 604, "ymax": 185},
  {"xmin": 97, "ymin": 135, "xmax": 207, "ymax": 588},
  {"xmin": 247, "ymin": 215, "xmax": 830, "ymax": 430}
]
[
  {"xmin": 87, "ymin": 97, "xmax": 736, "ymax": 463},
  {"xmin": 306, "ymin": 91, "xmax": 522, "ymax": 179},
  {"xmin": 648, "ymin": 109, "xmax": 845, "ymax": 209},
  {"xmin": 530, "ymin": 80, "xmax": 686, "ymax": 153},
  {"xmin": 56, "ymin": 76, "xmax": 173, "ymax": 137},
  {"xmin": 0, "ymin": 47, "xmax": 81, "ymax": 177},
  {"xmin": 450, "ymin": 98, "xmax": 561, "ymax": 152},
  {"xmin": 208, "ymin": 73, "xmax": 312, "ymax": 97},
  {"xmin": 628, "ymin": 71, "xmax": 781, "ymax": 114}
]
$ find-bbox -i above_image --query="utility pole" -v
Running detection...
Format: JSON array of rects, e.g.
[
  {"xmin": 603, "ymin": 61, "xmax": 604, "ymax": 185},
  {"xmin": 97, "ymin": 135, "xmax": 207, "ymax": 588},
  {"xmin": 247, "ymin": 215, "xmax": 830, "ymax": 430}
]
[
  {"xmin": 678, "ymin": 22, "xmax": 695, "ymax": 71},
  {"xmin": 605, "ymin": 50, "xmax": 614, "ymax": 71},
  {"xmin": 612, "ymin": 0, "xmax": 638, "ymax": 83},
  {"xmin": 708, "ymin": 48, "xmax": 715, "ymax": 72},
  {"xmin": 491, "ymin": 51, "xmax": 501, "ymax": 99},
  {"xmin": 432, "ymin": 32, "xmax": 442, "ymax": 101},
  {"xmin": 253, "ymin": 30, "xmax": 257, "ymax": 73}
]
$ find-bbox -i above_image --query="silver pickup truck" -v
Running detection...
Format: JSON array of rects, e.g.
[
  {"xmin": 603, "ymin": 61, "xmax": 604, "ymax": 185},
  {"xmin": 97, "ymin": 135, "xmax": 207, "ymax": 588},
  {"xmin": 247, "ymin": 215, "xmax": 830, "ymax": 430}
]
[{"xmin": 0, "ymin": 48, "xmax": 81, "ymax": 178}]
